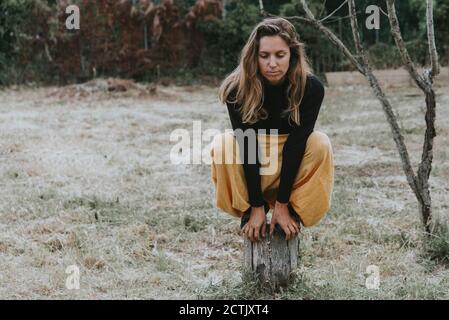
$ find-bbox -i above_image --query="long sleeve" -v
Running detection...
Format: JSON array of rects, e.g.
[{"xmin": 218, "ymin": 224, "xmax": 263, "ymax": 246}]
[
  {"xmin": 276, "ymin": 75, "xmax": 325, "ymax": 204},
  {"xmin": 225, "ymin": 94, "xmax": 265, "ymax": 207}
]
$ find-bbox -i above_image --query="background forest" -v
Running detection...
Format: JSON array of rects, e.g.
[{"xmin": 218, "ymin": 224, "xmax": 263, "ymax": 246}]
[{"xmin": 1, "ymin": 0, "xmax": 448, "ymax": 86}]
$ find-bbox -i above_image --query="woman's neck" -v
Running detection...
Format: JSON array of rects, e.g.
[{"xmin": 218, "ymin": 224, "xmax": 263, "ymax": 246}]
[{"xmin": 263, "ymin": 75, "xmax": 287, "ymax": 88}]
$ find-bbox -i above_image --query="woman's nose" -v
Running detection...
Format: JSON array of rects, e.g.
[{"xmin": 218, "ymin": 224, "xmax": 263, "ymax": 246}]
[{"xmin": 268, "ymin": 57, "xmax": 277, "ymax": 67}]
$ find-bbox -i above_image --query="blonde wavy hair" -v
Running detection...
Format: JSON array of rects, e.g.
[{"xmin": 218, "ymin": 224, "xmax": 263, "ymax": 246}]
[{"xmin": 218, "ymin": 17, "xmax": 312, "ymax": 126}]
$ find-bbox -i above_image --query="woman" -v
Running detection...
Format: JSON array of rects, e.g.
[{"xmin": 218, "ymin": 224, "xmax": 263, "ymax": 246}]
[{"xmin": 211, "ymin": 17, "xmax": 334, "ymax": 243}]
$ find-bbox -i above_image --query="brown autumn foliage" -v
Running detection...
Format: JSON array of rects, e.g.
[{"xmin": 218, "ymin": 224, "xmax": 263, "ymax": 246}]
[{"xmin": 18, "ymin": 0, "xmax": 223, "ymax": 84}]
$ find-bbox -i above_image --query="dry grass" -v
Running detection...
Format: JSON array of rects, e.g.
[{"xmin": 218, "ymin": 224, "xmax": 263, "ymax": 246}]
[{"xmin": 0, "ymin": 80, "xmax": 448, "ymax": 299}]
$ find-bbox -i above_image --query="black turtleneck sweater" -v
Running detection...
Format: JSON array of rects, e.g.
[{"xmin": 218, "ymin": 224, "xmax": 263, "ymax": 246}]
[{"xmin": 225, "ymin": 74, "xmax": 325, "ymax": 207}]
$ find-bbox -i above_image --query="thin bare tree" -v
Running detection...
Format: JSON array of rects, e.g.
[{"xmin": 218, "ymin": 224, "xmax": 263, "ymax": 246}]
[{"xmin": 260, "ymin": 0, "xmax": 440, "ymax": 234}]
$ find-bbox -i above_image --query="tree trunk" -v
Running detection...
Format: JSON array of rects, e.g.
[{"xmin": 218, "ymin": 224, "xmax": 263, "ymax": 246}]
[{"xmin": 243, "ymin": 224, "xmax": 299, "ymax": 292}]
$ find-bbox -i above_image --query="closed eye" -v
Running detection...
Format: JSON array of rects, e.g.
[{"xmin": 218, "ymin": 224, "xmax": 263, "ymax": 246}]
[{"xmin": 259, "ymin": 53, "xmax": 287, "ymax": 58}]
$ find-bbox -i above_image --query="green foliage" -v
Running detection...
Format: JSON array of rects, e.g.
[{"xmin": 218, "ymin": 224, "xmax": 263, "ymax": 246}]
[
  {"xmin": 0, "ymin": 0, "xmax": 34, "ymax": 85},
  {"xmin": 367, "ymin": 43, "xmax": 402, "ymax": 69},
  {"xmin": 196, "ymin": 0, "xmax": 261, "ymax": 74},
  {"xmin": 0, "ymin": 0, "xmax": 448, "ymax": 86},
  {"xmin": 425, "ymin": 222, "xmax": 449, "ymax": 265},
  {"xmin": 176, "ymin": 0, "xmax": 198, "ymax": 16},
  {"xmin": 434, "ymin": 0, "xmax": 449, "ymax": 64}
]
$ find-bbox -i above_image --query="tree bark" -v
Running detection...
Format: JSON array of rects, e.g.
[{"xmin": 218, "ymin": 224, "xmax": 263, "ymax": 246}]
[{"xmin": 243, "ymin": 224, "xmax": 299, "ymax": 292}]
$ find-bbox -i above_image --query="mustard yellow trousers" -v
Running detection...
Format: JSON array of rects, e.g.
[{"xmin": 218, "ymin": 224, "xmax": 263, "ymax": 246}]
[{"xmin": 210, "ymin": 131, "xmax": 334, "ymax": 227}]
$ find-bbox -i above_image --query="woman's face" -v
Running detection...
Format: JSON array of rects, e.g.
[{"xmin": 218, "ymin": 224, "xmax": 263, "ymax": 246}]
[{"xmin": 258, "ymin": 35, "xmax": 291, "ymax": 85}]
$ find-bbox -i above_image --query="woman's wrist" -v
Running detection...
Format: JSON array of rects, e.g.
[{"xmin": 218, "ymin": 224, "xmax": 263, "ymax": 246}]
[{"xmin": 275, "ymin": 200, "xmax": 288, "ymax": 207}]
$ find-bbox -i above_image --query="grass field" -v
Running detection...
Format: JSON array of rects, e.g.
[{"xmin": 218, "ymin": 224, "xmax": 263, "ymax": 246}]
[{"xmin": 0, "ymin": 80, "xmax": 448, "ymax": 299}]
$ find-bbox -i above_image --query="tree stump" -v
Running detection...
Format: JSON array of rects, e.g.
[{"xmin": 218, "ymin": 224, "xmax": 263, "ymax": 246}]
[{"xmin": 243, "ymin": 224, "xmax": 299, "ymax": 292}]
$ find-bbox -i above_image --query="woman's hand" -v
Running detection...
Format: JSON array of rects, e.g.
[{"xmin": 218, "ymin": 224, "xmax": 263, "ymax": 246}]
[
  {"xmin": 241, "ymin": 206, "xmax": 267, "ymax": 242},
  {"xmin": 270, "ymin": 201, "xmax": 300, "ymax": 240}
]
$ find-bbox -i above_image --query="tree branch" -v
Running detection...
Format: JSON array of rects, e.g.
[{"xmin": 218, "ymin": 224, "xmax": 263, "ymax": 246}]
[
  {"xmin": 258, "ymin": 0, "xmax": 265, "ymax": 16},
  {"xmin": 44, "ymin": 41, "xmax": 54, "ymax": 63},
  {"xmin": 292, "ymin": 0, "xmax": 420, "ymax": 201},
  {"xmin": 319, "ymin": 0, "xmax": 348, "ymax": 22},
  {"xmin": 386, "ymin": 0, "xmax": 437, "ymax": 231},
  {"xmin": 386, "ymin": 0, "xmax": 427, "ymax": 90},
  {"xmin": 414, "ymin": 1, "xmax": 439, "ymax": 230},
  {"xmin": 417, "ymin": 88, "xmax": 436, "ymax": 230},
  {"xmin": 347, "ymin": 0, "xmax": 364, "ymax": 56},
  {"xmin": 346, "ymin": 0, "xmax": 421, "ymax": 203},
  {"xmin": 426, "ymin": 0, "xmax": 440, "ymax": 76},
  {"xmin": 299, "ymin": 0, "xmax": 365, "ymax": 75}
]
